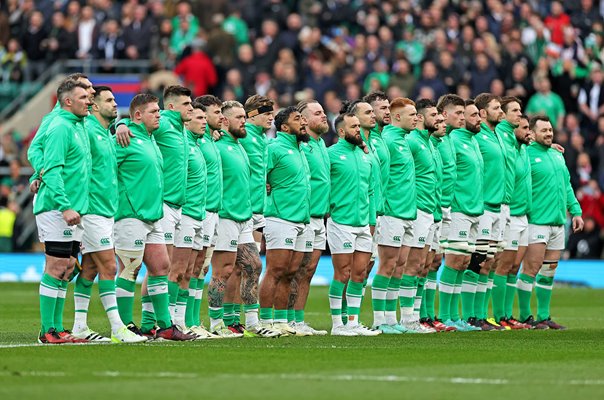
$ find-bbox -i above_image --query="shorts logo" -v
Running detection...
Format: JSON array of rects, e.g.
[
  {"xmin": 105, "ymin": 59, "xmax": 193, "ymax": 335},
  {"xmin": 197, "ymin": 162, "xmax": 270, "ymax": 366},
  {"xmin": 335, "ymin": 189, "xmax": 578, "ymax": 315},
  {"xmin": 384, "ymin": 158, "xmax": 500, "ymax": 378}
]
[
  {"xmin": 63, "ymin": 229, "xmax": 73, "ymax": 237},
  {"xmin": 305, "ymin": 241, "xmax": 313, "ymax": 248},
  {"xmin": 512, "ymin": 240, "xmax": 518, "ymax": 245},
  {"xmin": 203, "ymin": 234, "xmax": 210, "ymax": 241},
  {"xmin": 482, "ymin": 228, "xmax": 490, "ymax": 235},
  {"xmin": 134, "ymin": 239, "xmax": 144, "ymax": 247},
  {"xmin": 418, "ymin": 236, "xmax": 425, "ymax": 243},
  {"xmin": 230, "ymin": 240, "xmax": 238, "ymax": 246},
  {"xmin": 343, "ymin": 242, "xmax": 353, "ymax": 249},
  {"xmin": 184, "ymin": 236, "xmax": 193, "ymax": 244},
  {"xmin": 100, "ymin": 237, "xmax": 110, "ymax": 245},
  {"xmin": 537, "ymin": 234, "xmax": 545, "ymax": 239},
  {"xmin": 459, "ymin": 230, "xmax": 468, "ymax": 238},
  {"xmin": 285, "ymin": 238, "xmax": 294, "ymax": 245},
  {"xmin": 164, "ymin": 232, "xmax": 173, "ymax": 240},
  {"xmin": 393, "ymin": 236, "xmax": 401, "ymax": 242}
]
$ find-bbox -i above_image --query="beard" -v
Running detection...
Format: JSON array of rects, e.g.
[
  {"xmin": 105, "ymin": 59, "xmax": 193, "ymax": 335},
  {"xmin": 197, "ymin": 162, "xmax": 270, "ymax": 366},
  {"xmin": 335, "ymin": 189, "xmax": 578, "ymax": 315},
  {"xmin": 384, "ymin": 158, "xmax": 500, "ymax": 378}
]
[
  {"xmin": 344, "ymin": 132, "xmax": 364, "ymax": 146},
  {"xmin": 466, "ymin": 122, "xmax": 481, "ymax": 133},
  {"xmin": 230, "ymin": 126, "xmax": 247, "ymax": 139},
  {"xmin": 296, "ymin": 132, "xmax": 311, "ymax": 143},
  {"xmin": 308, "ymin": 121, "xmax": 329, "ymax": 135}
]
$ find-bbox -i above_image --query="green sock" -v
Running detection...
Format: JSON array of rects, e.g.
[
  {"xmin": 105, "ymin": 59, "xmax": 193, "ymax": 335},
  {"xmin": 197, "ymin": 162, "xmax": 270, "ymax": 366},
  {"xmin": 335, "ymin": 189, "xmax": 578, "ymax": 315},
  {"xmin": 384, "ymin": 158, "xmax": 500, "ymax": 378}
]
[
  {"xmin": 233, "ymin": 303, "xmax": 241, "ymax": 325},
  {"xmin": 461, "ymin": 270, "xmax": 478, "ymax": 320},
  {"xmin": 141, "ymin": 295, "xmax": 156, "ymax": 331},
  {"xmin": 450, "ymin": 269, "xmax": 463, "ymax": 321},
  {"xmin": 73, "ymin": 275, "xmax": 93, "ymax": 331},
  {"xmin": 185, "ymin": 278, "xmax": 197, "ymax": 327},
  {"xmin": 475, "ymin": 273, "xmax": 488, "ymax": 320},
  {"xmin": 505, "ymin": 274, "xmax": 517, "ymax": 318},
  {"xmin": 295, "ymin": 309, "xmax": 304, "ymax": 323},
  {"xmin": 53, "ymin": 280, "xmax": 68, "ymax": 332},
  {"xmin": 371, "ymin": 274, "xmax": 390, "ymax": 323},
  {"xmin": 425, "ymin": 270, "xmax": 438, "ymax": 320},
  {"xmin": 482, "ymin": 271, "xmax": 495, "ymax": 319},
  {"xmin": 399, "ymin": 275, "xmax": 417, "ymax": 321},
  {"xmin": 194, "ymin": 278, "xmax": 204, "ymax": 326},
  {"xmin": 341, "ymin": 292, "xmax": 348, "ymax": 325},
  {"xmin": 116, "ymin": 277, "xmax": 136, "ymax": 325},
  {"xmin": 492, "ymin": 273, "xmax": 507, "ymax": 322},
  {"xmin": 535, "ymin": 273, "xmax": 554, "ymax": 321},
  {"xmin": 274, "ymin": 309, "xmax": 288, "ymax": 323},
  {"xmin": 287, "ymin": 308, "xmax": 295, "ymax": 323},
  {"xmin": 385, "ymin": 276, "xmax": 401, "ymax": 324},
  {"xmin": 259, "ymin": 307, "xmax": 273, "ymax": 323},
  {"xmin": 168, "ymin": 280, "xmax": 179, "ymax": 316},
  {"xmin": 329, "ymin": 279, "xmax": 345, "ymax": 325},
  {"xmin": 176, "ymin": 288, "xmax": 189, "ymax": 326},
  {"xmin": 415, "ymin": 278, "xmax": 425, "ymax": 319},
  {"xmin": 98, "ymin": 279, "xmax": 122, "ymax": 332},
  {"xmin": 517, "ymin": 273, "xmax": 535, "ymax": 321},
  {"xmin": 438, "ymin": 266, "xmax": 457, "ymax": 321},
  {"xmin": 39, "ymin": 273, "xmax": 62, "ymax": 333},
  {"xmin": 148, "ymin": 275, "xmax": 171, "ymax": 329},
  {"xmin": 346, "ymin": 280, "xmax": 364, "ymax": 324},
  {"xmin": 223, "ymin": 303, "xmax": 235, "ymax": 326}
]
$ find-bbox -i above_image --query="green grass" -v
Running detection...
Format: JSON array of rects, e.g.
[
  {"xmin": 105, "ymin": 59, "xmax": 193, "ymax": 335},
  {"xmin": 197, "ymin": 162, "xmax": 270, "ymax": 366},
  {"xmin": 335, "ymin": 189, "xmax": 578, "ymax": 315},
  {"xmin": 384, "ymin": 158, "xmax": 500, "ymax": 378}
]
[{"xmin": 1, "ymin": 283, "xmax": 603, "ymax": 399}]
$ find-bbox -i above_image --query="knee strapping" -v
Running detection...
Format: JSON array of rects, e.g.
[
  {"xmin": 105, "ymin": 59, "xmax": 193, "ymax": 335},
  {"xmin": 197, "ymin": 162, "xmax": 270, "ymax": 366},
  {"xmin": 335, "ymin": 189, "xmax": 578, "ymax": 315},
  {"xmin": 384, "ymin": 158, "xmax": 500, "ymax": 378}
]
[
  {"xmin": 445, "ymin": 241, "xmax": 470, "ymax": 255},
  {"xmin": 468, "ymin": 251, "xmax": 487, "ymax": 274},
  {"xmin": 71, "ymin": 241, "xmax": 81, "ymax": 258},
  {"xmin": 538, "ymin": 260, "xmax": 557, "ymax": 277},
  {"xmin": 45, "ymin": 241, "xmax": 73, "ymax": 258},
  {"xmin": 116, "ymin": 249, "xmax": 144, "ymax": 281}
]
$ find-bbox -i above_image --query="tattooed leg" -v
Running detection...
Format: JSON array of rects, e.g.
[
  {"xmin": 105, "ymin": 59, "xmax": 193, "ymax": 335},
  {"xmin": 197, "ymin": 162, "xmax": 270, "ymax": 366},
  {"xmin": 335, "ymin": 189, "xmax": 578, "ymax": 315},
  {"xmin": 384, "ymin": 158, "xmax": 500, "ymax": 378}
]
[
  {"xmin": 289, "ymin": 251, "xmax": 313, "ymax": 310},
  {"xmin": 238, "ymin": 243, "xmax": 262, "ymax": 305},
  {"xmin": 208, "ymin": 250, "xmax": 237, "ymax": 330},
  {"xmin": 274, "ymin": 250, "xmax": 305, "ymax": 310}
]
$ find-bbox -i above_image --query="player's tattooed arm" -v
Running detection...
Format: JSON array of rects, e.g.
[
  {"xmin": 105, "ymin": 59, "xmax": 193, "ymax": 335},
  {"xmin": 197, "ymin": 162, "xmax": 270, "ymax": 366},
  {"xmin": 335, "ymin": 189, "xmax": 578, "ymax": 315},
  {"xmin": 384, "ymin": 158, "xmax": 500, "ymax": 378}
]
[{"xmin": 237, "ymin": 243, "xmax": 262, "ymax": 304}]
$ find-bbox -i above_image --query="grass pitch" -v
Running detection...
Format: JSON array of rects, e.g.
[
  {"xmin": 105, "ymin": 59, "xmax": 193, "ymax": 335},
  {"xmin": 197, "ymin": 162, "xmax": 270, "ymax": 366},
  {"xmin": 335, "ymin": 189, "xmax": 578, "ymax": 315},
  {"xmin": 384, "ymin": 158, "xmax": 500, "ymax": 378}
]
[{"xmin": 1, "ymin": 283, "xmax": 603, "ymax": 399}]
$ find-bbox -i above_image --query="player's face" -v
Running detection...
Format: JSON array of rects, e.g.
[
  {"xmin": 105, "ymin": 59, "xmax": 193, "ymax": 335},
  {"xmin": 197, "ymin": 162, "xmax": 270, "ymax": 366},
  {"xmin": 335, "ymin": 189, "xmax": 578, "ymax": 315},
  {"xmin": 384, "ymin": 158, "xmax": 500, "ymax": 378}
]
[
  {"xmin": 532, "ymin": 120, "xmax": 554, "ymax": 146},
  {"xmin": 399, "ymin": 105, "xmax": 418, "ymax": 131},
  {"xmin": 372, "ymin": 99, "xmax": 391, "ymax": 126},
  {"xmin": 205, "ymin": 104, "xmax": 223, "ymax": 131},
  {"xmin": 486, "ymin": 99, "xmax": 504, "ymax": 124},
  {"xmin": 250, "ymin": 110, "xmax": 274, "ymax": 129},
  {"xmin": 422, "ymin": 106, "xmax": 439, "ymax": 132},
  {"xmin": 342, "ymin": 115, "xmax": 363, "ymax": 146},
  {"xmin": 285, "ymin": 111, "xmax": 309, "ymax": 143},
  {"xmin": 465, "ymin": 104, "xmax": 481, "ymax": 133},
  {"xmin": 95, "ymin": 90, "xmax": 118, "ymax": 120},
  {"xmin": 432, "ymin": 114, "xmax": 446, "ymax": 138},
  {"xmin": 170, "ymin": 95, "xmax": 193, "ymax": 122},
  {"xmin": 514, "ymin": 118, "xmax": 530, "ymax": 144},
  {"xmin": 355, "ymin": 102, "xmax": 376, "ymax": 130},
  {"xmin": 77, "ymin": 78, "xmax": 95, "ymax": 103},
  {"xmin": 303, "ymin": 102, "xmax": 329, "ymax": 135},
  {"xmin": 445, "ymin": 105, "xmax": 465, "ymax": 129},
  {"xmin": 187, "ymin": 108, "xmax": 207, "ymax": 136},
  {"xmin": 226, "ymin": 107, "xmax": 247, "ymax": 139},
  {"xmin": 70, "ymin": 87, "xmax": 93, "ymax": 117},
  {"xmin": 505, "ymin": 101, "xmax": 522, "ymax": 126},
  {"xmin": 140, "ymin": 102, "xmax": 161, "ymax": 132}
]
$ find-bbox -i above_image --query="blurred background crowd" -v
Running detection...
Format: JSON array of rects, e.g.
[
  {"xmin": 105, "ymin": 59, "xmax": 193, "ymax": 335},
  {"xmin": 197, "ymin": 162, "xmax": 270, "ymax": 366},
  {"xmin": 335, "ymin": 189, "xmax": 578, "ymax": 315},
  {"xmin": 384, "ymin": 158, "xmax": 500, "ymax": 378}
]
[{"xmin": 1, "ymin": 0, "xmax": 604, "ymax": 258}]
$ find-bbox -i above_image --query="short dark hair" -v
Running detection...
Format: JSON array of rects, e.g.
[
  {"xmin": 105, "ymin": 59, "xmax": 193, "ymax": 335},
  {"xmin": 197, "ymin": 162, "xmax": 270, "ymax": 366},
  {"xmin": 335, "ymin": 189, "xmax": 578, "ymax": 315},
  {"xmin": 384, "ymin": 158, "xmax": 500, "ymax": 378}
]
[
  {"xmin": 244, "ymin": 94, "xmax": 274, "ymax": 114},
  {"xmin": 192, "ymin": 100, "xmax": 205, "ymax": 111},
  {"xmin": 529, "ymin": 114, "xmax": 551, "ymax": 131},
  {"xmin": 92, "ymin": 85, "xmax": 112, "ymax": 99},
  {"xmin": 363, "ymin": 90, "xmax": 388, "ymax": 105},
  {"xmin": 194, "ymin": 95, "xmax": 222, "ymax": 111},
  {"xmin": 474, "ymin": 92, "xmax": 500, "ymax": 111},
  {"xmin": 500, "ymin": 96, "xmax": 522, "ymax": 113},
  {"xmin": 66, "ymin": 73, "xmax": 88, "ymax": 81},
  {"xmin": 129, "ymin": 93, "xmax": 159, "ymax": 117},
  {"xmin": 163, "ymin": 85, "xmax": 192, "ymax": 102},
  {"xmin": 274, "ymin": 106, "xmax": 298, "ymax": 132},
  {"xmin": 57, "ymin": 80, "xmax": 90, "ymax": 106},
  {"xmin": 437, "ymin": 94, "xmax": 465, "ymax": 113},
  {"xmin": 296, "ymin": 99, "xmax": 320, "ymax": 114},
  {"xmin": 465, "ymin": 99, "xmax": 475, "ymax": 107},
  {"xmin": 334, "ymin": 112, "xmax": 355, "ymax": 133},
  {"xmin": 415, "ymin": 98, "xmax": 437, "ymax": 113},
  {"xmin": 340, "ymin": 100, "xmax": 363, "ymax": 115}
]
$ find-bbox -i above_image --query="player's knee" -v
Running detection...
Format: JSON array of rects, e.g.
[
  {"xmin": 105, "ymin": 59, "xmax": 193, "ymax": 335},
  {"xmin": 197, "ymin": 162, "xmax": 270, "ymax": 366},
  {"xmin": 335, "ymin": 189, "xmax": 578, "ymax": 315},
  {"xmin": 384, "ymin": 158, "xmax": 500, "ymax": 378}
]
[
  {"xmin": 539, "ymin": 260, "xmax": 558, "ymax": 276},
  {"xmin": 468, "ymin": 250, "xmax": 487, "ymax": 274},
  {"xmin": 45, "ymin": 241, "xmax": 73, "ymax": 259},
  {"xmin": 116, "ymin": 249, "xmax": 144, "ymax": 282}
]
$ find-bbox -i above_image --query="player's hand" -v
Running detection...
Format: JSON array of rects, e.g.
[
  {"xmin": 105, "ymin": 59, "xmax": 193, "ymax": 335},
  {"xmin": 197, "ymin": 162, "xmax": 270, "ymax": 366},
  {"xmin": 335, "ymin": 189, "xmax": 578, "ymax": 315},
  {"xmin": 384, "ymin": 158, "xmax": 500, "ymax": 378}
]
[
  {"xmin": 30, "ymin": 179, "xmax": 40, "ymax": 193},
  {"xmin": 116, "ymin": 124, "xmax": 134, "ymax": 147},
  {"xmin": 360, "ymin": 142, "xmax": 369, "ymax": 154},
  {"xmin": 552, "ymin": 143, "xmax": 565, "ymax": 153},
  {"xmin": 572, "ymin": 216, "xmax": 584, "ymax": 233},
  {"xmin": 266, "ymin": 183, "xmax": 272, "ymax": 195},
  {"xmin": 62, "ymin": 209, "xmax": 81, "ymax": 226},
  {"xmin": 212, "ymin": 129, "xmax": 224, "ymax": 141}
]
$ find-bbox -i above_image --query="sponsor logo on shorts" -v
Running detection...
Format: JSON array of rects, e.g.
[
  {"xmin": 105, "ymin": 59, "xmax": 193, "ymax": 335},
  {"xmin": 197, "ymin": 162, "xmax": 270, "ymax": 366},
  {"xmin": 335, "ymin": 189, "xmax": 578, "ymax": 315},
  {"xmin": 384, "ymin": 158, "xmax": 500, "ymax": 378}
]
[
  {"xmin": 418, "ymin": 236, "xmax": 425, "ymax": 243},
  {"xmin": 512, "ymin": 240, "xmax": 519, "ymax": 246},
  {"xmin": 63, "ymin": 229, "xmax": 73, "ymax": 237},
  {"xmin": 134, "ymin": 239, "xmax": 144, "ymax": 247},
  {"xmin": 285, "ymin": 238, "xmax": 294, "ymax": 245},
  {"xmin": 184, "ymin": 236, "xmax": 193, "ymax": 244},
  {"xmin": 393, "ymin": 236, "xmax": 401, "ymax": 242},
  {"xmin": 100, "ymin": 237, "xmax": 110, "ymax": 245},
  {"xmin": 343, "ymin": 242, "xmax": 352, "ymax": 249},
  {"xmin": 164, "ymin": 232, "xmax": 173, "ymax": 240},
  {"xmin": 459, "ymin": 230, "xmax": 468, "ymax": 238},
  {"xmin": 537, "ymin": 234, "xmax": 545, "ymax": 240},
  {"xmin": 230, "ymin": 240, "xmax": 238, "ymax": 247},
  {"xmin": 203, "ymin": 234, "xmax": 210, "ymax": 241},
  {"xmin": 305, "ymin": 241, "xmax": 313, "ymax": 248},
  {"xmin": 482, "ymin": 228, "xmax": 490, "ymax": 235}
]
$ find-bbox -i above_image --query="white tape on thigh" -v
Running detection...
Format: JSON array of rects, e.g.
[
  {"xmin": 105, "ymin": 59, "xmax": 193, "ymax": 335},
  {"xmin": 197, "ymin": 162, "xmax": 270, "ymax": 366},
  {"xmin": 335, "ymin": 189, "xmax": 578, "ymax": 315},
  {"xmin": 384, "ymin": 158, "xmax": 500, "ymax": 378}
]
[
  {"xmin": 255, "ymin": 241, "xmax": 262, "ymax": 253},
  {"xmin": 203, "ymin": 247, "xmax": 214, "ymax": 270},
  {"xmin": 445, "ymin": 241, "xmax": 470, "ymax": 255},
  {"xmin": 116, "ymin": 249, "xmax": 144, "ymax": 281}
]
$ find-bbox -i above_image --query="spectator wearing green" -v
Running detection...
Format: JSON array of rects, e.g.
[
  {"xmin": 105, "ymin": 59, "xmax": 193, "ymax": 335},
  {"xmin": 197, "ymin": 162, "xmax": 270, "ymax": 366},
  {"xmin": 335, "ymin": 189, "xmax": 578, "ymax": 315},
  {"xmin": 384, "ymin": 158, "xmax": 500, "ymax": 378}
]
[{"xmin": 525, "ymin": 77, "xmax": 565, "ymax": 129}]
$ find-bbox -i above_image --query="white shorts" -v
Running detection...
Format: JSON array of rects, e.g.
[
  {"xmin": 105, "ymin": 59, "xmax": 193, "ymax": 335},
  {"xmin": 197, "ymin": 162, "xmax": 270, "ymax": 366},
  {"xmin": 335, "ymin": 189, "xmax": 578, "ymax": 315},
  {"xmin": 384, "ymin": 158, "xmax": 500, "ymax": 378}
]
[
  {"xmin": 310, "ymin": 217, "xmax": 327, "ymax": 251},
  {"xmin": 431, "ymin": 221, "xmax": 442, "ymax": 253},
  {"xmin": 528, "ymin": 224, "xmax": 565, "ymax": 251},
  {"xmin": 265, "ymin": 217, "xmax": 313, "ymax": 252},
  {"xmin": 113, "ymin": 218, "xmax": 165, "ymax": 251},
  {"xmin": 375, "ymin": 215, "xmax": 413, "ymax": 247},
  {"xmin": 406, "ymin": 210, "xmax": 434, "ymax": 248},
  {"xmin": 327, "ymin": 218, "xmax": 372, "ymax": 254},
  {"xmin": 36, "ymin": 210, "xmax": 84, "ymax": 243},
  {"xmin": 446, "ymin": 212, "xmax": 480, "ymax": 255},
  {"xmin": 159, "ymin": 203, "xmax": 182, "ymax": 245},
  {"xmin": 440, "ymin": 207, "xmax": 452, "ymax": 250},
  {"xmin": 504, "ymin": 215, "xmax": 529, "ymax": 251},
  {"xmin": 499, "ymin": 204, "xmax": 511, "ymax": 243},
  {"xmin": 477, "ymin": 210, "xmax": 501, "ymax": 241},
  {"xmin": 214, "ymin": 218, "xmax": 254, "ymax": 252},
  {"xmin": 202, "ymin": 211, "xmax": 219, "ymax": 247},
  {"xmin": 81, "ymin": 214, "xmax": 114, "ymax": 254},
  {"xmin": 252, "ymin": 213, "xmax": 266, "ymax": 230},
  {"xmin": 175, "ymin": 214, "xmax": 203, "ymax": 250}
]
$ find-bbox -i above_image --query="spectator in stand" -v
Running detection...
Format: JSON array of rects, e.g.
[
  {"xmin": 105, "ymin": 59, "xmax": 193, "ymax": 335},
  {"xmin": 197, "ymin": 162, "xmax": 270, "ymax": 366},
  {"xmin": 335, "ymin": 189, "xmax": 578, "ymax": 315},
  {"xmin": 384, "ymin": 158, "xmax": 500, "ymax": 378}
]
[
  {"xmin": 526, "ymin": 76, "xmax": 566, "ymax": 129},
  {"xmin": 171, "ymin": 1, "xmax": 199, "ymax": 38},
  {"xmin": 0, "ymin": 196, "xmax": 17, "ymax": 252},
  {"xmin": 0, "ymin": 38, "xmax": 27, "ymax": 83},
  {"xmin": 205, "ymin": 14, "xmax": 237, "ymax": 72},
  {"xmin": 170, "ymin": 17, "xmax": 196, "ymax": 57},
  {"xmin": 173, "ymin": 40, "xmax": 217, "ymax": 98},
  {"xmin": 20, "ymin": 11, "xmax": 46, "ymax": 81},
  {"xmin": 566, "ymin": 216, "xmax": 604, "ymax": 259},
  {"xmin": 76, "ymin": 5, "xmax": 97, "ymax": 59},
  {"xmin": 469, "ymin": 52, "xmax": 499, "ymax": 97},
  {"xmin": 545, "ymin": 1, "xmax": 572, "ymax": 46},
  {"xmin": 92, "ymin": 19, "xmax": 125, "ymax": 72},
  {"xmin": 42, "ymin": 11, "xmax": 77, "ymax": 61},
  {"xmin": 413, "ymin": 60, "xmax": 447, "ymax": 100},
  {"xmin": 578, "ymin": 62, "xmax": 604, "ymax": 132},
  {"xmin": 122, "ymin": 5, "xmax": 153, "ymax": 61},
  {"xmin": 222, "ymin": 9, "xmax": 249, "ymax": 46},
  {"xmin": 570, "ymin": 0, "xmax": 601, "ymax": 39}
]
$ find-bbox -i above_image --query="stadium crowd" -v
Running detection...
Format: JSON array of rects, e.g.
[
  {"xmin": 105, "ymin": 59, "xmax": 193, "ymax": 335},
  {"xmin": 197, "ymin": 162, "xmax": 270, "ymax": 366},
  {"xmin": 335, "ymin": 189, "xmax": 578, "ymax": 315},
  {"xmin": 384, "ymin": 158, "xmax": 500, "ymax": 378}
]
[{"xmin": 1, "ymin": 0, "xmax": 604, "ymax": 258}]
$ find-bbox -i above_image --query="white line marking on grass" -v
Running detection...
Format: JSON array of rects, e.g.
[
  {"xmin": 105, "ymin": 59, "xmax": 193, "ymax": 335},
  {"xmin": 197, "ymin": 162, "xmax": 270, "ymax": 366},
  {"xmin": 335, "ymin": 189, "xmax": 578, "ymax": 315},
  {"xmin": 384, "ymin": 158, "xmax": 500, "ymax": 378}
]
[
  {"xmin": 94, "ymin": 371, "xmax": 198, "ymax": 379},
  {"xmin": 0, "ymin": 342, "xmax": 110, "ymax": 349}
]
